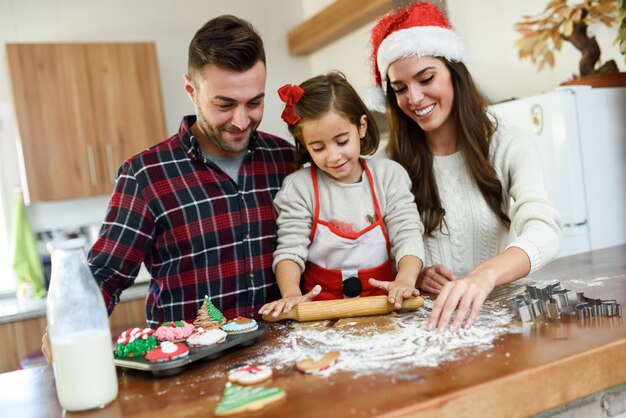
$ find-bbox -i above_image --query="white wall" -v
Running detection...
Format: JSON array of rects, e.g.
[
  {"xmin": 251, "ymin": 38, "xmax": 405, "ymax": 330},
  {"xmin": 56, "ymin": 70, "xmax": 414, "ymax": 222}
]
[
  {"xmin": 1, "ymin": 0, "xmax": 623, "ymax": 291},
  {"xmin": 0, "ymin": 0, "xmax": 311, "ymax": 292},
  {"xmin": 305, "ymin": 0, "xmax": 625, "ymax": 103}
]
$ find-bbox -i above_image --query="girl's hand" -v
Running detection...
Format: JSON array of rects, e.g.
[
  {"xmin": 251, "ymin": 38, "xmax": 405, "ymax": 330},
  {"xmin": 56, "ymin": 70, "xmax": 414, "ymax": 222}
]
[
  {"xmin": 417, "ymin": 264, "xmax": 458, "ymax": 294},
  {"xmin": 258, "ymin": 285, "xmax": 321, "ymax": 318},
  {"xmin": 427, "ymin": 273, "xmax": 496, "ymax": 332},
  {"xmin": 368, "ymin": 278, "xmax": 420, "ymax": 309}
]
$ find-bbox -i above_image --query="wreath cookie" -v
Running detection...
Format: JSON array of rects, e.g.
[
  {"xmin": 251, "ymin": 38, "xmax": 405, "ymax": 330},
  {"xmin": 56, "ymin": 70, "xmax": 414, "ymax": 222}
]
[
  {"xmin": 153, "ymin": 320, "xmax": 195, "ymax": 343},
  {"xmin": 114, "ymin": 327, "xmax": 157, "ymax": 358}
]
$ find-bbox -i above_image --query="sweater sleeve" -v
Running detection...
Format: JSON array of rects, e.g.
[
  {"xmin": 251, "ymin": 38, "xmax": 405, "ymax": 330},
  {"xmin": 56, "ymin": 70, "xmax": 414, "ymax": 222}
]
[
  {"xmin": 370, "ymin": 159, "xmax": 425, "ymax": 268},
  {"xmin": 494, "ymin": 126, "xmax": 562, "ymax": 272},
  {"xmin": 272, "ymin": 169, "xmax": 315, "ymax": 272}
]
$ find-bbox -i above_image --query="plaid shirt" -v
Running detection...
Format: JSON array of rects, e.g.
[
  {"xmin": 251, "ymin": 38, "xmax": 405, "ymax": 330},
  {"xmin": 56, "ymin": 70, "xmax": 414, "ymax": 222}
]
[{"xmin": 89, "ymin": 116, "xmax": 296, "ymax": 328}]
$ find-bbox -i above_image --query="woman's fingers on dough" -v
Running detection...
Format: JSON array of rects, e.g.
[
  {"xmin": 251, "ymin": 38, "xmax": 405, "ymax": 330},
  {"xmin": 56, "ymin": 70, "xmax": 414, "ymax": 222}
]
[
  {"xmin": 463, "ymin": 292, "xmax": 488, "ymax": 329},
  {"xmin": 433, "ymin": 264, "xmax": 458, "ymax": 281}
]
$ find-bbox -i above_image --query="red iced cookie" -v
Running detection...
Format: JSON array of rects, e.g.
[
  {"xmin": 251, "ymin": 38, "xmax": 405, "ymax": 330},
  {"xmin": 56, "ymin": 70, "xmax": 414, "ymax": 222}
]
[{"xmin": 145, "ymin": 341, "xmax": 189, "ymax": 362}]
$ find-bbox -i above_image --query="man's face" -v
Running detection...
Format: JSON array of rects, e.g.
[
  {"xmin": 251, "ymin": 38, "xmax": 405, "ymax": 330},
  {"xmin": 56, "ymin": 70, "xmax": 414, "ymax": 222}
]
[{"xmin": 184, "ymin": 61, "xmax": 266, "ymax": 157}]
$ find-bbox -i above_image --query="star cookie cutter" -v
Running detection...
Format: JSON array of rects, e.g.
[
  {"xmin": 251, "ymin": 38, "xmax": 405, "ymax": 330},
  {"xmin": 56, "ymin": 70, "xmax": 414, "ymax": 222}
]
[{"xmin": 507, "ymin": 280, "xmax": 622, "ymax": 321}]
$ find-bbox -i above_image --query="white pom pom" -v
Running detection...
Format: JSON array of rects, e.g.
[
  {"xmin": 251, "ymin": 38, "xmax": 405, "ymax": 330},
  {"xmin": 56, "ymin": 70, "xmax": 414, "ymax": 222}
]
[{"xmin": 364, "ymin": 86, "xmax": 387, "ymax": 113}]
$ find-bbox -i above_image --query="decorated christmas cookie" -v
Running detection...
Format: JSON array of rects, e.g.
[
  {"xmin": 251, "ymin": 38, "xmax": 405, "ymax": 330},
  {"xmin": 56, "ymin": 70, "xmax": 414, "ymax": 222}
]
[
  {"xmin": 114, "ymin": 327, "xmax": 157, "ymax": 358},
  {"xmin": 186, "ymin": 327, "xmax": 227, "ymax": 348},
  {"xmin": 145, "ymin": 341, "xmax": 189, "ymax": 363},
  {"xmin": 194, "ymin": 295, "xmax": 226, "ymax": 329},
  {"xmin": 221, "ymin": 317, "xmax": 258, "ymax": 335},
  {"xmin": 227, "ymin": 364, "xmax": 273, "ymax": 385},
  {"xmin": 296, "ymin": 351, "xmax": 341, "ymax": 374},
  {"xmin": 214, "ymin": 382, "xmax": 285, "ymax": 416},
  {"xmin": 153, "ymin": 320, "xmax": 195, "ymax": 342}
]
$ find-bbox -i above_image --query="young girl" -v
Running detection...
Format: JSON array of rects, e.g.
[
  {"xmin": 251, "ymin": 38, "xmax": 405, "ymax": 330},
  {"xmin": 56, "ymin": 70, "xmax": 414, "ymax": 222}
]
[{"xmin": 259, "ymin": 72, "xmax": 424, "ymax": 318}]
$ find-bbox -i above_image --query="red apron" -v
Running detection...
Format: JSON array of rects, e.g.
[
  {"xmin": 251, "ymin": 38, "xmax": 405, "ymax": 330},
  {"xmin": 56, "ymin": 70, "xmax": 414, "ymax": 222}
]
[{"xmin": 303, "ymin": 160, "xmax": 394, "ymax": 300}]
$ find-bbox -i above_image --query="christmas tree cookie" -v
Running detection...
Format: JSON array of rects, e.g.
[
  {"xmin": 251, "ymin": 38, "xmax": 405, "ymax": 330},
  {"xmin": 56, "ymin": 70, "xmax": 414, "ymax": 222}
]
[
  {"xmin": 115, "ymin": 328, "xmax": 157, "ymax": 358},
  {"xmin": 214, "ymin": 382, "xmax": 286, "ymax": 416},
  {"xmin": 194, "ymin": 295, "xmax": 226, "ymax": 329}
]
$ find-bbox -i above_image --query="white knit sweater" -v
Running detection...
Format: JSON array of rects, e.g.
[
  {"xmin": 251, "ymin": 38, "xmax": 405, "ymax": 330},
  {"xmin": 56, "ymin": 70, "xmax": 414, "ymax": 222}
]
[
  {"xmin": 424, "ymin": 122, "xmax": 562, "ymax": 276},
  {"xmin": 272, "ymin": 158, "xmax": 425, "ymax": 272}
]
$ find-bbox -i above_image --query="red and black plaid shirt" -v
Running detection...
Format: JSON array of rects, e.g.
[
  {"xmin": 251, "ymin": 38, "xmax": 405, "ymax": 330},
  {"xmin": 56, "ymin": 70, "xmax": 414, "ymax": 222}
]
[{"xmin": 88, "ymin": 116, "xmax": 296, "ymax": 328}]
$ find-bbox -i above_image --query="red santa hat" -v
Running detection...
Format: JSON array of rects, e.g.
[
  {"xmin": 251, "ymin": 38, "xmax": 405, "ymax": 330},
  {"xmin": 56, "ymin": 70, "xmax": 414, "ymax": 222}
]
[{"xmin": 366, "ymin": 1, "xmax": 467, "ymax": 112}]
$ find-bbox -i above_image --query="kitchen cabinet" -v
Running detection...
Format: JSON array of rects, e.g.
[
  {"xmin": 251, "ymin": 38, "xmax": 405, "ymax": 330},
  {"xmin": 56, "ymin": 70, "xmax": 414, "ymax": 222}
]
[
  {"xmin": 0, "ymin": 296, "xmax": 146, "ymax": 373},
  {"xmin": 6, "ymin": 43, "xmax": 166, "ymax": 203}
]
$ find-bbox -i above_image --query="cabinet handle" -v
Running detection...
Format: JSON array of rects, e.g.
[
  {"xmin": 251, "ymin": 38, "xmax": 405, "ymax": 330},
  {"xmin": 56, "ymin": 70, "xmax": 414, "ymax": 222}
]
[
  {"xmin": 105, "ymin": 143, "xmax": 116, "ymax": 183},
  {"xmin": 86, "ymin": 145, "xmax": 98, "ymax": 186}
]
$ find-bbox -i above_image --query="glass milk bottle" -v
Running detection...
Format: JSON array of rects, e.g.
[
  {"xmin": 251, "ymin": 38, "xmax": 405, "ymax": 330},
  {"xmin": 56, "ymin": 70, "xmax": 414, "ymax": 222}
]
[{"xmin": 46, "ymin": 238, "xmax": 118, "ymax": 411}]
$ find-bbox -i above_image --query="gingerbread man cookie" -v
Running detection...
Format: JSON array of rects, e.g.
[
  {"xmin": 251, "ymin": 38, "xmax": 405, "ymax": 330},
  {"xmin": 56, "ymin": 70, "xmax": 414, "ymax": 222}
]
[
  {"xmin": 227, "ymin": 364, "xmax": 273, "ymax": 385},
  {"xmin": 296, "ymin": 351, "xmax": 340, "ymax": 374}
]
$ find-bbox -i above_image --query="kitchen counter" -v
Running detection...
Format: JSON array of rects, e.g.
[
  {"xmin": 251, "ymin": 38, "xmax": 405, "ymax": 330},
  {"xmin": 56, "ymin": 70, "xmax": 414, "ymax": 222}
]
[
  {"xmin": 1, "ymin": 245, "xmax": 625, "ymax": 418},
  {"xmin": 0, "ymin": 282, "xmax": 149, "ymax": 324}
]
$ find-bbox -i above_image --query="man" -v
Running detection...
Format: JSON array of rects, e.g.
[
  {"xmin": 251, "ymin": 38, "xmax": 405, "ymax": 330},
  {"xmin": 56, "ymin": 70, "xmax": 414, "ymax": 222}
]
[{"xmin": 43, "ymin": 14, "xmax": 296, "ymax": 361}]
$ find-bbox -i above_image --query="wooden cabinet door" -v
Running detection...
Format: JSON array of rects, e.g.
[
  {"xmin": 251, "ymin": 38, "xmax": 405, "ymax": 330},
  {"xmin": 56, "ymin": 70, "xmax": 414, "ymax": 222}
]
[
  {"xmin": 85, "ymin": 43, "xmax": 166, "ymax": 192},
  {"xmin": 6, "ymin": 44, "xmax": 100, "ymax": 201},
  {"xmin": 6, "ymin": 43, "xmax": 166, "ymax": 202}
]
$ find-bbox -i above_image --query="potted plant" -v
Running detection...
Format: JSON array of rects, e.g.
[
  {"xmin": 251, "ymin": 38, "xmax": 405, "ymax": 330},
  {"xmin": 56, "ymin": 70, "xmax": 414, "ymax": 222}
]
[{"xmin": 514, "ymin": 0, "xmax": 625, "ymax": 85}]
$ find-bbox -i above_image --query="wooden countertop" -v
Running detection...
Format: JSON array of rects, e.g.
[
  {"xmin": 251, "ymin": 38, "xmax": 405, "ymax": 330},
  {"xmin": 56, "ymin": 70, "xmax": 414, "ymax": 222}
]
[{"xmin": 1, "ymin": 245, "xmax": 624, "ymax": 418}]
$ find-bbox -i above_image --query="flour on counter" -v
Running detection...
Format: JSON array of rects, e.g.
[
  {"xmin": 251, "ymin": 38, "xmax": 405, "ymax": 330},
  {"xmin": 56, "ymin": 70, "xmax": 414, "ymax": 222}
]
[{"xmin": 252, "ymin": 298, "xmax": 513, "ymax": 377}]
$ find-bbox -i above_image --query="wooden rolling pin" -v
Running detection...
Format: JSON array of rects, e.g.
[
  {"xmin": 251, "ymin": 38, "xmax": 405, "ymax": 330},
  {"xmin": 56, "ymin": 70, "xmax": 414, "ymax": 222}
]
[{"xmin": 261, "ymin": 295, "xmax": 424, "ymax": 322}]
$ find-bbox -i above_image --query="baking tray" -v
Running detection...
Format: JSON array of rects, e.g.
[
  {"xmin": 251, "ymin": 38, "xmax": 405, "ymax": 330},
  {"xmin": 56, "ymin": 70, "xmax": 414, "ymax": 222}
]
[{"xmin": 114, "ymin": 325, "xmax": 267, "ymax": 377}]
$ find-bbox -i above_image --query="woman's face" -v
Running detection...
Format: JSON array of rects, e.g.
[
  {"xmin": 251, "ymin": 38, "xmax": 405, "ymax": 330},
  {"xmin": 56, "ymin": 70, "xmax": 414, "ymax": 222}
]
[{"xmin": 387, "ymin": 56, "xmax": 455, "ymax": 137}]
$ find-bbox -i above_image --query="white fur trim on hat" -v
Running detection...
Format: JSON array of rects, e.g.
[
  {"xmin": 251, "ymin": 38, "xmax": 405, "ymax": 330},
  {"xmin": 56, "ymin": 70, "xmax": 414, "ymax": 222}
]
[
  {"xmin": 364, "ymin": 86, "xmax": 387, "ymax": 113},
  {"xmin": 376, "ymin": 26, "xmax": 467, "ymax": 87}
]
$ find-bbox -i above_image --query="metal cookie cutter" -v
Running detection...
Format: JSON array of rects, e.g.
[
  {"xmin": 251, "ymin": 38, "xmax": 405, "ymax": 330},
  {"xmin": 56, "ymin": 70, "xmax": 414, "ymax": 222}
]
[{"xmin": 507, "ymin": 280, "xmax": 622, "ymax": 322}]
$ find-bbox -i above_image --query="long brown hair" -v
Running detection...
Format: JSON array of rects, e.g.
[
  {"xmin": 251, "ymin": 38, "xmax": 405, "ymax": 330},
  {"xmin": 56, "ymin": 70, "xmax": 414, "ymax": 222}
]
[{"xmin": 386, "ymin": 59, "xmax": 510, "ymax": 235}]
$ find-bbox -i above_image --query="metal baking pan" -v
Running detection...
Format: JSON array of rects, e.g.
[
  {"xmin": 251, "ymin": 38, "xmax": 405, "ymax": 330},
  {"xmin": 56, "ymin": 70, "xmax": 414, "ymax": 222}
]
[{"xmin": 114, "ymin": 325, "xmax": 267, "ymax": 377}]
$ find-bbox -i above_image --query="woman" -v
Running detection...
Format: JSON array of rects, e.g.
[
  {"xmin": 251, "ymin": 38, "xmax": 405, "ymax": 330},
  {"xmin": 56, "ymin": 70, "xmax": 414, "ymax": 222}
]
[{"xmin": 367, "ymin": 2, "xmax": 562, "ymax": 331}]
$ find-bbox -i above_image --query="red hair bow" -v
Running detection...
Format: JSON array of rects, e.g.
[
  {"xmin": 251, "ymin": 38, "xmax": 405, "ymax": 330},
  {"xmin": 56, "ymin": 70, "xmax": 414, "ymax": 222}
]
[{"xmin": 278, "ymin": 84, "xmax": 304, "ymax": 125}]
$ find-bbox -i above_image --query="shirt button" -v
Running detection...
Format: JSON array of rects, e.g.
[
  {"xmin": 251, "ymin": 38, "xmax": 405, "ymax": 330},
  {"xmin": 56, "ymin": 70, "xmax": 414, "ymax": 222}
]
[
  {"xmin": 245, "ymin": 233, "xmax": 250, "ymax": 240},
  {"xmin": 249, "ymin": 273, "xmax": 254, "ymax": 278}
]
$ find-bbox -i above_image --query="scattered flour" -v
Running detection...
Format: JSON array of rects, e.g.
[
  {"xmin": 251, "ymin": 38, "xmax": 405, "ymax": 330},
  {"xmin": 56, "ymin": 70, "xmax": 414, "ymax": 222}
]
[{"xmin": 251, "ymin": 298, "xmax": 513, "ymax": 377}]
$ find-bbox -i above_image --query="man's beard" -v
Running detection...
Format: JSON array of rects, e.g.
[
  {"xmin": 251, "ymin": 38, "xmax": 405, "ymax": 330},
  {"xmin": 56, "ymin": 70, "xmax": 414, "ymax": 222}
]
[{"xmin": 196, "ymin": 110, "xmax": 256, "ymax": 156}]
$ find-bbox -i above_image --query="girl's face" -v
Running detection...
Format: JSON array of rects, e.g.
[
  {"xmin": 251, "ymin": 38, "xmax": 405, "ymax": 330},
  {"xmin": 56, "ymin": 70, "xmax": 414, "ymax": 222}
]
[
  {"xmin": 300, "ymin": 110, "xmax": 367, "ymax": 184},
  {"xmin": 387, "ymin": 55, "xmax": 455, "ymax": 139}
]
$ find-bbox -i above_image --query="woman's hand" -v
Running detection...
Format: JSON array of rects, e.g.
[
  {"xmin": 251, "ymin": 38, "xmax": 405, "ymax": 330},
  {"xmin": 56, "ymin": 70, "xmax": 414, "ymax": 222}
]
[
  {"xmin": 258, "ymin": 285, "xmax": 321, "ymax": 317},
  {"xmin": 369, "ymin": 278, "xmax": 420, "ymax": 309},
  {"xmin": 417, "ymin": 264, "xmax": 457, "ymax": 294},
  {"xmin": 427, "ymin": 273, "xmax": 496, "ymax": 332}
]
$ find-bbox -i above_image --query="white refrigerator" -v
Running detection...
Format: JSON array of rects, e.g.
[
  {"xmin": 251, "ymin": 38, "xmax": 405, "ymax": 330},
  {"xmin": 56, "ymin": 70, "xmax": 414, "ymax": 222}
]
[{"xmin": 490, "ymin": 86, "xmax": 626, "ymax": 257}]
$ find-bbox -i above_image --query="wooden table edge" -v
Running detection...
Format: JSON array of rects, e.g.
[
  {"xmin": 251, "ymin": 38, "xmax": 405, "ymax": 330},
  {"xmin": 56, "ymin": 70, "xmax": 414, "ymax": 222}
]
[{"xmin": 376, "ymin": 337, "xmax": 626, "ymax": 418}]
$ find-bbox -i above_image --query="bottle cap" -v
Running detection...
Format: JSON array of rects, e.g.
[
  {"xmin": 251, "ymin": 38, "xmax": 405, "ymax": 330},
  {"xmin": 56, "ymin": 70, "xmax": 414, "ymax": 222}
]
[{"xmin": 47, "ymin": 237, "xmax": 86, "ymax": 252}]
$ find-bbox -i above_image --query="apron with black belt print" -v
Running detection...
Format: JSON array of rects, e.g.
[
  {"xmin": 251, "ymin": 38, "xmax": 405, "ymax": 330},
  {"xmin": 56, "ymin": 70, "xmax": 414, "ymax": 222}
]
[{"xmin": 303, "ymin": 160, "xmax": 394, "ymax": 300}]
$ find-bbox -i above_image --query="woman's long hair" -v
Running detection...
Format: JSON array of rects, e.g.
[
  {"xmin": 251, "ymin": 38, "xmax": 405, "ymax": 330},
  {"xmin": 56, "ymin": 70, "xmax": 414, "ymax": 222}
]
[{"xmin": 385, "ymin": 59, "xmax": 510, "ymax": 236}]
